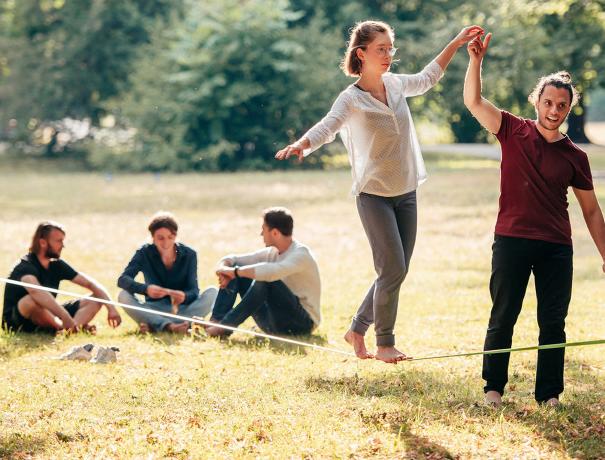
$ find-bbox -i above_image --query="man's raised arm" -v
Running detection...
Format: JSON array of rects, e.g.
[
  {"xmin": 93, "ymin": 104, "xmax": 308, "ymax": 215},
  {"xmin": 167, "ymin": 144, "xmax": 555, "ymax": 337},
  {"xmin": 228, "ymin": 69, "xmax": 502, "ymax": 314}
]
[{"xmin": 463, "ymin": 33, "xmax": 502, "ymax": 135}]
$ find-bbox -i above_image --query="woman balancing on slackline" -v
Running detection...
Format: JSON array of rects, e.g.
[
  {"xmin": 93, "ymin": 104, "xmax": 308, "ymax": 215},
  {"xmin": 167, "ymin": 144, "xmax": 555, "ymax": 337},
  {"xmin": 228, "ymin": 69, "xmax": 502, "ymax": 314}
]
[{"xmin": 275, "ymin": 21, "xmax": 483, "ymax": 363}]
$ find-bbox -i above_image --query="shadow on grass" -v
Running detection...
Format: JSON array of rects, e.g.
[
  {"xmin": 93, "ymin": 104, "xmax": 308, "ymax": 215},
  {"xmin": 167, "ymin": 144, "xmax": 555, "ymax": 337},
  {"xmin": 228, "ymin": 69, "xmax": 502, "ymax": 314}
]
[
  {"xmin": 0, "ymin": 433, "xmax": 49, "ymax": 458},
  {"xmin": 208, "ymin": 332, "xmax": 329, "ymax": 356},
  {"xmin": 123, "ymin": 327, "xmax": 330, "ymax": 357},
  {"xmin": 0, "ymin": 329, "xmax": 56, "ymax": 359},
  {"xmin": 305, "ymin": 359, "xmax": 605, "ymax": 458},
  {"xmin": 510, "ymin": 358, "xmax": 605, "ymax": 459},
  {"xmin": 121, "ymin": 329, "xmax": 192, "ymax": 347},
  {"xmin": 306, "ymin": 369, "xmax": 459, "ymax": 458}
]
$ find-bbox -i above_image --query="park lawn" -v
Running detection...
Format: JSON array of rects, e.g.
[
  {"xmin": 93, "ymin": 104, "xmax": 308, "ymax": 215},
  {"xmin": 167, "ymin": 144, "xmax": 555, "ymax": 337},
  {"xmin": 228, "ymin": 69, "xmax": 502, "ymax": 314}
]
[{"xmin": 1, "ymin": 157, "xmax": 605, "ymax": 459}]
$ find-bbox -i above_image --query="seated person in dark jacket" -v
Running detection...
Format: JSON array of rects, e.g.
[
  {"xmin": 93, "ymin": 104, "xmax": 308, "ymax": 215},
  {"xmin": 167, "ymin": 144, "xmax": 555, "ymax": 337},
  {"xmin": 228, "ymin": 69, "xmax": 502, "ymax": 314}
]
[
  {"xmin": 3, "ymin": 221, "xmax": 121, "ymax": 333},
  {"xmin": 117, "ymin": 212, "xmax": 217, "ymax": 334}
]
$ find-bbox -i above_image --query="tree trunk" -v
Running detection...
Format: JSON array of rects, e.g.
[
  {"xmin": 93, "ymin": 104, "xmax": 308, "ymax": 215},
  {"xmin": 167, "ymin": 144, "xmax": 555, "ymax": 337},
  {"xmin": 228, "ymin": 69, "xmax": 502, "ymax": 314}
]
[{"xmin": 567, "ymin": 99, "xmax": 591, "ymax": 144}]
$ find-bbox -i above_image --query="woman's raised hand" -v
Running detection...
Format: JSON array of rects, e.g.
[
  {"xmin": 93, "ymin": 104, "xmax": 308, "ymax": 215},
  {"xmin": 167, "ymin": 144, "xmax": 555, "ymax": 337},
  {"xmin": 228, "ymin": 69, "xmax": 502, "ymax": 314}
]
[{"xmin": 454, "ymin": 25, "xmax": 485, "ymax": 47}]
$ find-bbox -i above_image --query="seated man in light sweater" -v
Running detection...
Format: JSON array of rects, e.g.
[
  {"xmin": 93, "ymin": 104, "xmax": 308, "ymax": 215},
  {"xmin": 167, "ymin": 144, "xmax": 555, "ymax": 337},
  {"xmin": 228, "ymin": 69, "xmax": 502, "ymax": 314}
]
[{"xmin": 205, "ymin": 207, "xmax": 321, "ymax": 337}]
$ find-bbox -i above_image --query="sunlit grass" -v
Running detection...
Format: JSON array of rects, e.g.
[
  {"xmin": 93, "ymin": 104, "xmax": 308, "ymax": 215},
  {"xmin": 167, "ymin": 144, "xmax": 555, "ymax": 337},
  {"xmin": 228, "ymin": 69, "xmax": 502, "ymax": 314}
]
[{"xmin": 1, "ymin": 156, "xmax": 604, "ymax": 459}]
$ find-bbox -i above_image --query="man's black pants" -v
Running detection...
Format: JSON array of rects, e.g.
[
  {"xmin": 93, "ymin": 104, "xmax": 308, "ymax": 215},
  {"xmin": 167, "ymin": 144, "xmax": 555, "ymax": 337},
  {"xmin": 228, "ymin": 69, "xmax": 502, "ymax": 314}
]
[
  {"xmin": 483, "ymin": 235, "xmax": 573, "ymax": 402},
  {"xmin": 211, "ymin": 277, "xmax": 314, "ymax": 335}
]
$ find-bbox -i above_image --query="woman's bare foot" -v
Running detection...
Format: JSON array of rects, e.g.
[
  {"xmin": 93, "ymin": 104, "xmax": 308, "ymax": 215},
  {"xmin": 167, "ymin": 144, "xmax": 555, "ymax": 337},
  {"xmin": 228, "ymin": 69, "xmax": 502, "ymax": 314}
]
[
  {"xmin": 344, "ymin": 329, "xmax": 374, "ymax": 359},
  {"xmin": 165, "ymin": 322, "xmax": 190, "ymax": 334},
  {"xmin": 138, "ymin": 323, "xmax": 150, "ymax": 334},
  {"xmin": 375, "ymin": 346, "xmax": 410, "ymax": 363}
]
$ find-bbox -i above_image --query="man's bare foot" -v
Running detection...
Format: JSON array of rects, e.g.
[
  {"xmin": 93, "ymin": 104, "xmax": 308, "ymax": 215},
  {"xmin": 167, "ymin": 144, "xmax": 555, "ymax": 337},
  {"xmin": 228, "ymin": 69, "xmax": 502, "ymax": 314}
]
[
  {"xmin": 344, "ymin": 329, "xmax": 374, "ymax": 359},
  {"xmin": 189, "ymin": 316, "xmax": 203, "ymax": 336},
  {"xmin": 375, "ymin": 346, "xmax": 410, "ymax": 363},
  {"xmin": 485, "ymin": 390, "xmax": 502, "ymax": 407},
  {"xmin": 544, "ymin": 397, "xmax": 560, "ymax": 407},
  {"xmin": 205, "ymin": 325, "xmax": 230, "ymax": 337},
  {"xmin": 201, "ymin": 317, "xmax": 218, "ymax": 331},
  {"xmin": 165, "ymin": 322, "xmax": 189, "ymax": 334},
  {"xmin": 138, "ymin": 323, "xmax": 150, "ymax": 334},
  {"xmin": 81, "ymin": 324, "xmax": 97, "ymax": 335}
]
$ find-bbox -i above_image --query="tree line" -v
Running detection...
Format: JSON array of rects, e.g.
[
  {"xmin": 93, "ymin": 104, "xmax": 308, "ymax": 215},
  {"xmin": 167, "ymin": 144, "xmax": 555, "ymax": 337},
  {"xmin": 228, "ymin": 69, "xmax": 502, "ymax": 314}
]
[{"xmin": 0, "ymin": 0, "xmax": 603, "ymax": 171}]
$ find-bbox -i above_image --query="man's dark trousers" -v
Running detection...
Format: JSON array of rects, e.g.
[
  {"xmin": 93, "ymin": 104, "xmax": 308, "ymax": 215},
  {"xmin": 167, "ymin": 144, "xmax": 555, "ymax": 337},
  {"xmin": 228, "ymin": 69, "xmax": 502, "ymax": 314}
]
[
  {"xmin": 483, "ymin": 235, "xmax": 573, "ymax": 402},
  {"xmin": 212, "ymin": 277, "xmax": 314, "ymax": 335}
]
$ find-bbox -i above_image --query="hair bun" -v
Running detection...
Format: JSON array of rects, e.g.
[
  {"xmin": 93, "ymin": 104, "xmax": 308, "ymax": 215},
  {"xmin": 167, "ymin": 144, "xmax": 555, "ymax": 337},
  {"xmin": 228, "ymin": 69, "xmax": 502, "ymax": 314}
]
[{"xmin": 557, "ymin": 71, "xmax": 572, "ymax": 82}]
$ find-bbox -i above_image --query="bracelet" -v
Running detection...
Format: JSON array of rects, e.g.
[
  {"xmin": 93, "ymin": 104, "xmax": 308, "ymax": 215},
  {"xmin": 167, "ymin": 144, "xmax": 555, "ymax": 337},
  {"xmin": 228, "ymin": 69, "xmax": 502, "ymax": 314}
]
[{"xmin": 234, "ymin": 266, "xmax": 240, "ymax": 278}]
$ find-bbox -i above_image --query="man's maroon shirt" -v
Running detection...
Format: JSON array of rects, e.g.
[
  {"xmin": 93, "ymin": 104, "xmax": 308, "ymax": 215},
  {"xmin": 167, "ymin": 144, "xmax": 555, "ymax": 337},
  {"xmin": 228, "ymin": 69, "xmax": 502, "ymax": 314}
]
[{"xmin": 495, "ymin": 111, "xmax": 593, "ymax": 246}]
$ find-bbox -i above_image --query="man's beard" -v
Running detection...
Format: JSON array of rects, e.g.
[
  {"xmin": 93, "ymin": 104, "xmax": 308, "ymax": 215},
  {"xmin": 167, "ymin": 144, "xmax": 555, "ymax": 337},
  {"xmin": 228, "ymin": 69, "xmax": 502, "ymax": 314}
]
[
  {"xmin": 45, "ymin": 247, "xmax": 61, "ymax": 259},
  {"xmin": 538, "ymin": 115, "xmax": 564, "ymax": 132}
]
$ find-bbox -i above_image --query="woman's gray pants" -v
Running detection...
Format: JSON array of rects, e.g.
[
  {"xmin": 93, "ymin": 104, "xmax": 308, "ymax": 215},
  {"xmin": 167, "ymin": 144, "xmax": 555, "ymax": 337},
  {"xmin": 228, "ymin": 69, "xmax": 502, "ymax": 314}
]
[{"xmin": 351, "ymin": 190, "xmax": 417, "ymax": 347}]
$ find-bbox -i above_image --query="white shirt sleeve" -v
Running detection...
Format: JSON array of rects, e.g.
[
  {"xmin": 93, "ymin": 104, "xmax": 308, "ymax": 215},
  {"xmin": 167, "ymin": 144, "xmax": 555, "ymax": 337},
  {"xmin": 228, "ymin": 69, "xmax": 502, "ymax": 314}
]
[
  {"xmin": 302, "ymin": 91, "xmax": 354, "ymax": 156},
  {"xmin": 250, "ymin": 249, "xmax": 311, "ymax": 283},
  {"xmin": 226, "ymin": 248, "xmax": 273, "ymax": 267},
  {"xmin": 393, "ymin": 60, "xmax": 444, "ymax": 97}
]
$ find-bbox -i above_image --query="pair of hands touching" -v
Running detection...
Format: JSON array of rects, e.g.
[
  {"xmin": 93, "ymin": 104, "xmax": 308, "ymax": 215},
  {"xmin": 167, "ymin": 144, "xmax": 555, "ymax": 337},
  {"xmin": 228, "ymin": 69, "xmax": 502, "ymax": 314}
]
[
  {"xmin": 146, "ymin": 284, "xmax": 186, "ymax": 311},
  {"xmin": 275, "ymin": 26, "xmax": 492, "ymax": 163},
  {"xmin": 467, "ymin": 30, "xmax": 492, "ymax": 62},
  {"xmin": 216, "ymin": 265, "xmax": 236, "ymax": 289}
]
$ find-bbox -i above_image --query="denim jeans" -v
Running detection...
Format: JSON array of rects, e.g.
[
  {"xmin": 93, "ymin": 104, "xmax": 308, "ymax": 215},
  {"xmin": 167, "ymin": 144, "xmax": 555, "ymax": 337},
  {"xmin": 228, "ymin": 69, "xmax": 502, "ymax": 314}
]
[
  {"xmin": 211, "ymin": 278, "xmax": 314, "ymax": 335},
  {"xmin": 118, "ymin": 287, "xmax": 218, "ymax": 332}
]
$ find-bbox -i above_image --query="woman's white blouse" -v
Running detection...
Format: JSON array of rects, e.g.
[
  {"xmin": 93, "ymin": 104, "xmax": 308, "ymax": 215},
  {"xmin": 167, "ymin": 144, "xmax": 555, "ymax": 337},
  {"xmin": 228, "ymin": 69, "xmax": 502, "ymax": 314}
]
[{"xmin": 303, "ymin": 60, "xmax": 444, "ymax": 196}]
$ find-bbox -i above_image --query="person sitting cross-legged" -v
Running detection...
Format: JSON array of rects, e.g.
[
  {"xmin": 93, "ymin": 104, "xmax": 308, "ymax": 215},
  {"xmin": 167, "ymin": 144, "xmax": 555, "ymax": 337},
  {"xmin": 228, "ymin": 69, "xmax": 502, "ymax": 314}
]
[
  {"xmin": 2, "ymin": 221, "xmax": 121, "ymax": 334},
  {"xmin": 206, "ymin": 207, "xmax": 321, "ymax": 337},
  {"xmin": 117, "ymin": 211, "xmax": 217, "ymax": 334}
]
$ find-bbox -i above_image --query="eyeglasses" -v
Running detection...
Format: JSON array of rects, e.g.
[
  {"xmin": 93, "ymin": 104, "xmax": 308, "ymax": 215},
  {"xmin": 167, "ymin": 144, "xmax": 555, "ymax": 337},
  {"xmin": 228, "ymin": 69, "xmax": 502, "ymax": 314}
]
[{"xmin": 353, "ymin": 45, "xmax": 398, "ymax": 58}]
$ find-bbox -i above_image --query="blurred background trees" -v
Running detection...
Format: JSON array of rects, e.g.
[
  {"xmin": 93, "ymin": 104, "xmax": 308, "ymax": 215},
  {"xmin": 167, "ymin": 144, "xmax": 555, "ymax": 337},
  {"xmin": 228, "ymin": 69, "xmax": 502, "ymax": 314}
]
[{"xmin": 0, "ymin": 0, "xmax": 603, "ymax": 171}]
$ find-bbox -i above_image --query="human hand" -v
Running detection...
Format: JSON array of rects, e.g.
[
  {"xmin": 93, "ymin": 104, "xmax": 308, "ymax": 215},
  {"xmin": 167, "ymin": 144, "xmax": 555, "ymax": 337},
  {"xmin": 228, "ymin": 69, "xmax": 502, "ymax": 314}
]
[
  {"xmin": 61, "ymin": 316, "xmax": 77, "ymax": 332},
  {"xmin": 275, "ymin": 142, "xmax": 304, "ymax": 162},
  {"xmin": 467, "ymin": 32, "xmax": 491, "ymax": 61},
  {"xmin": 221, "ymin": 257, "xmax": 234, "ymax": 267},
  {"xmin": 218, "ymin": 274, "xmax": 232, "ymax": 289},
  {"xmin": 168, "ymin": 290, "xmax": 186, "ymax": 307},
  {"xmin": 146, "ymin": 284, "xmax": 167, "ymax": 299},
  {"xmin": 216, "ymin": 267, "xmax": 236, "ymax": 288},
  {"xmin": 454, "ymin": 25, "xmax": 484, "ymax": 47},
  {"xmin": 107, "ymin": 306, "xmax": 122, "ymax": 328}
]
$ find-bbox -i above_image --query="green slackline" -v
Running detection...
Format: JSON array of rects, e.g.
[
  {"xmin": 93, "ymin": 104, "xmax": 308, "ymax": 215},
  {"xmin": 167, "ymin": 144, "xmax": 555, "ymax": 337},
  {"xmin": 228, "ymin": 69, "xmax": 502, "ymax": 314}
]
[{"xmin": 410, "ymin": 339, "xmax": 605, "ymax": 362}]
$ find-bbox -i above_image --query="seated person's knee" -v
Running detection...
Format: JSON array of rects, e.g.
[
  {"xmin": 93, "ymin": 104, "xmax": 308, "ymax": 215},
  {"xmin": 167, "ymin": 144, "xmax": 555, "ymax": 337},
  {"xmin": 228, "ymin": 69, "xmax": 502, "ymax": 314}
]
[
  {"xmin": 17, "ymin": 295, "xmax": 38, "ymax": 318},
  {"xmin": 80, "ymin": 298, "xmax": 102, "ymax": 313},
  {"xmin": 117, "ymin": 289, "xmax": 134, "ymax": 304}
]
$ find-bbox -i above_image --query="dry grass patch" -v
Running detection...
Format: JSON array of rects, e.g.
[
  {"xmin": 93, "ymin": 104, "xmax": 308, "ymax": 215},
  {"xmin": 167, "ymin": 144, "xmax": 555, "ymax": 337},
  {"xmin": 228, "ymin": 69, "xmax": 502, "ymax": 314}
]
[{"xmin": 1, "ymin": 159, "xmax": 604, "ymax": 458}]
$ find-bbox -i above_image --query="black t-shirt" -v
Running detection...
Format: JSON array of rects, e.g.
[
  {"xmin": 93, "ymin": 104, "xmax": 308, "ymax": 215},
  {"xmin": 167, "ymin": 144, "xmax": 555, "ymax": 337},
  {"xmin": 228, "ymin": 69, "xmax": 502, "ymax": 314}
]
[{"xmin": 2, "ymin": 253, "xmax": 78, "ymax": 324}]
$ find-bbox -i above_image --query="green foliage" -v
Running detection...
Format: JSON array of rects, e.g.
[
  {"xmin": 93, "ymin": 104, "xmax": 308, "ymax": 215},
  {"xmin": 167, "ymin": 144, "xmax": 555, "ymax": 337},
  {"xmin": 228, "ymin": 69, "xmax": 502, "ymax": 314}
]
[
  {"xmin": 0, "ymin": 0, "xmax": 604, "ymax": 166},
  {"xmin": 367, "ymin": 0, "xmax": 605, "ymax": 143},
  {"xmin": 0, "ymin": 0, "xmax": 178, "ymax": 139},
  {"xmin": 103, "ymin": 0, "xmax": 348, "ymax": 171},
  {"xmin": 536, "ymin": 0, "xmax": 605, "ymax": 141}
]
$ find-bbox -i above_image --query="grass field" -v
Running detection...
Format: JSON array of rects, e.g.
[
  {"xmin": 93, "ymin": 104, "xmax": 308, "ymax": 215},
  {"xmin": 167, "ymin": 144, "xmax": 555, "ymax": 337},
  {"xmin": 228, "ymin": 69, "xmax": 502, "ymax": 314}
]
[{"xmin": 1, "ymin": 153, "xmax": 605, "ymax": 459}]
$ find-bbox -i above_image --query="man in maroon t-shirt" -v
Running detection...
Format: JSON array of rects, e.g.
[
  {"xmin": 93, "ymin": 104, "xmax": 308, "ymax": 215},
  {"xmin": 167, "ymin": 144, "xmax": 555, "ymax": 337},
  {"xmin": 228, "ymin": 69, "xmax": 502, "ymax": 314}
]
[{"xmin": 463, "ymin": 33, "xmax": 605, "ymax": 407}]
